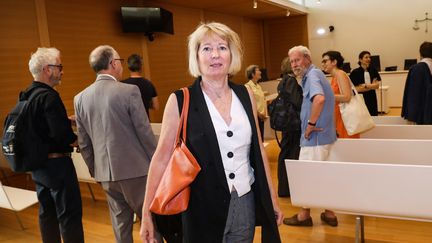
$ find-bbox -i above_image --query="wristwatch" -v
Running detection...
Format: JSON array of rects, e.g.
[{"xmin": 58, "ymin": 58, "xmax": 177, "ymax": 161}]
[{"xmin": 307, "ymin": 120, "xmax": 316, "ymax": 126}]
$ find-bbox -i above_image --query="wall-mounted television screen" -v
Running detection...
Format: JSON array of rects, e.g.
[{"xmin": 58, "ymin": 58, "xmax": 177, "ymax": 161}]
[{"xmin": 121, "ymin": 7, "xmax": 174, "ymax": 35}]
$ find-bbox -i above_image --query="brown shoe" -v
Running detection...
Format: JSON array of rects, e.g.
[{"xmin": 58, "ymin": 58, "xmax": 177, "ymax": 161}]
[
  {"xmin": 320, "ymin": 212, "xmax": 338, "ymax": 227},
  {"xmin": 283, "ymin": 214, "xmax": 313, "ymax": 226}
]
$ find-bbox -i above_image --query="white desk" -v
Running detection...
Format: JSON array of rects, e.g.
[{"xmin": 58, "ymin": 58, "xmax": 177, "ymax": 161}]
[{"xmin": 379, "ymin": 71, "xmax": 407, "ymax": 108}]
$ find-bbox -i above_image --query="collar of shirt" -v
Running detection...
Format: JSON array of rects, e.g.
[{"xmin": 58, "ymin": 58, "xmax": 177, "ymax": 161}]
[
  {"xmin": 97, "ymin": 73, "xmax": 118, "ymax": 81},
  {"xmin": 420, "ymin": 58, "xmax": 432, "ymax": 76},
  {"xmin": 301, "ymin": 64, "xmax": 315, "ymax": 86}
]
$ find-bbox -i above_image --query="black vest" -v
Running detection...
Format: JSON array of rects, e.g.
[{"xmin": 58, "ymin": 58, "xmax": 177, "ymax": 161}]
[{"xmin": 174, "ymin": 78, "xmax": 281, "ymax": 243}]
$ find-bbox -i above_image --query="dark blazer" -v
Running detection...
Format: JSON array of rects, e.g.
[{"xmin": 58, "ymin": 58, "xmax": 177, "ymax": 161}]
[
  {"xmin": 174, "ymin": 78, "xmax": 281, "ymax": 243},
  {"xmin": 401, "ymin": 62, "xmax": 432, "ymax": 124}
]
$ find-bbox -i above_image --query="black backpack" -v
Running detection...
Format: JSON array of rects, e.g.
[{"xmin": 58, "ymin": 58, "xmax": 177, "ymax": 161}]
[
  {"xmin": 268, "ymin": 74, "xmax": 302, "ymax": 132},
  {"xmin": 2, "ymin": 88, "xmax": 49, "ymax": 172}
]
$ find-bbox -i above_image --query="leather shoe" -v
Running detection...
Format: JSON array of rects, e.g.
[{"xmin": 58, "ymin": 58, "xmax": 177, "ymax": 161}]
[
  {"xmin": 283, "ymin": 214, "xmax": 313, "ymax": 226},
  {"xmin": 320, "ymin": 212, "xmax": 338, "ymax": 227}
]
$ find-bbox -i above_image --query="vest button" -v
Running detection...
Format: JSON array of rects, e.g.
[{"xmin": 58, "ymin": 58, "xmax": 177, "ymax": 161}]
[
  {"xmin": 227, "ymin": 152, "xmax": 233, "ymax": 158},
  {"xmin": 227, "ymin": 131, "xmax": 233, "ymax": 137}
]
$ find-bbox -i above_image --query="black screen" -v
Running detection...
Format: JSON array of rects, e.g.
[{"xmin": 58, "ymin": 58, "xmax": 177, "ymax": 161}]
[
  {"xmin": 259, "ymin": 68, "xmax": 269, "ymax": 82},
  {"xmin": 404, "ymin": 59, "xmax": 417, "ymax": 70},
  {"xmin": 370, "ymin": 55, "xmax": 381, "ymax": 71},
  {"xmin": 384, "ymin": 66, "xmax": 397, "ymax": 71},
  {"xmin": 342, "ymin": 62, "xmax": 351, "ymax": 73},
  {"xmin": 121, "ymin": 7, "xmax": 173, "ymax": 34}
]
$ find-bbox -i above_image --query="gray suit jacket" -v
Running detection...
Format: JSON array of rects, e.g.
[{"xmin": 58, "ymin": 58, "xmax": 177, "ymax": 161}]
[{"xmin": 74, "ymin": 74, "xmax": 156, "ymax": 182}]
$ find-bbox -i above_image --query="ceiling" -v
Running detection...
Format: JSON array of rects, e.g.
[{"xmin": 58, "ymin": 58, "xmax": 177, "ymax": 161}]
[{"xmin": 156, "ymin": 0, "xmax": 306, "ymax": 19}]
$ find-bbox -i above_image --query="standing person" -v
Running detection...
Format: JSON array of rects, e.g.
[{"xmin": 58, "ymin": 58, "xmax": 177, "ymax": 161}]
[
  {"xmin": 349, "ymin": 51, "xmax": 381, "ymax": 116},
  {"xmin": 322, "ymin": 51, "xmax": 359, "ymax": 138},
  {"xmin": 74, "ymin": 45, "xmax": 159, "ymax": 243},
  {"xmin": 284, "ymin": 45, "xmax": 338, "ymax": 227},
  {"xmin": 140, "ymin": 22, "xmax": 283, "ymax": 243},
  {"xmin": 245, "ymin": 65, "xmax": 267, "ymax": 141},
  {"xmin": 121, "ymin": 54, "xmax": 159, "ymax": 120},
  {"xmin": 27, "ymin": 47, "xmax": 84, "ymax": 243},
  {"xmin": 402, "ymin": 41, "xmax": 432, "ymax": 124},
  {"xmin": 276, "ymin": 57, "xmax": 302, "ymax": 197}
]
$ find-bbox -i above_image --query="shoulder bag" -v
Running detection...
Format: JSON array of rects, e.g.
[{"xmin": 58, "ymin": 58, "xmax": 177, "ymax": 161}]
[
  {"xmin": 337, "ymin": 76, "xmax": 375, "ymax": 135},
  {"xmin": 149, "ymin": 87, "xmax": 201, "ymax": 215}
]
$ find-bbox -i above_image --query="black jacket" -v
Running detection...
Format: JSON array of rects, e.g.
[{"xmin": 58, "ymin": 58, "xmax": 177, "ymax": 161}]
[{"xmin": 27, "ymin": 81, "xmax": 77, "ymax": 188}]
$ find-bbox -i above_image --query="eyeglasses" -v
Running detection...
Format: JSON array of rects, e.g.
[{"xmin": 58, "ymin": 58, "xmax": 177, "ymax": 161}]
[
  {"xmin": 48, "ymin": 64, "xmax": 63, "ymax": 71},
  {"xmin": 321, "ymin": 59, "xmax": 330, "ymax": 64},
  {"xmin": 111, "ymin": 58, "xmax": 124, "ymax": 64}
]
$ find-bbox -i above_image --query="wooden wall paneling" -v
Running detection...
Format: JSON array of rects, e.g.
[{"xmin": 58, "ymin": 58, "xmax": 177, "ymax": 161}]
[
  {"xmin": 143, "ymin": 3, "xmax": 204, "ymax": 122},
  {"xmin": 34, "ymin": 0, "xmax": 50, "ymax": 47},
  {"xmin": 45, "ymin": 0, "xmax": 141, "ymax": 117},
  {"xmin": 241, "ymin": 18, "xmax": 265, "ymax": 84},
  {"xmin": 263, "ymin": 15, "xmax": 308, "ymax": 79},
  {"xmin": 0, "ymin": 0, "xmax": 41, "ymax": 133}
]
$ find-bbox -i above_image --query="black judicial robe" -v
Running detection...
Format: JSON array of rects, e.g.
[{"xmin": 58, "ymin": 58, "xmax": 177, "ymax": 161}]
[
  {"xmin": 401, "ymin": 62, "xmax": 432, "ymax": 124},
  {"xmin": 349, "ymin": 66, "xmax": 381, "ymax": 116},
  {"xmin": 174, "ymin": 78, "xmax": 281, "ymax": 243}
]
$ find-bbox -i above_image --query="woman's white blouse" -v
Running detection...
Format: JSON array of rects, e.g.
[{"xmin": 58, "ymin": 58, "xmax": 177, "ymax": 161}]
[{"xmin": 203, "ymin": 89, "xmax": 255, "ymax": 197}]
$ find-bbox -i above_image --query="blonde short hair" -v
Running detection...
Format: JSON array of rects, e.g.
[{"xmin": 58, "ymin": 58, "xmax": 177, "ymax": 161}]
[{"xmin": 188, "ymin": 22, "xmax": 243, "ymax": 77}]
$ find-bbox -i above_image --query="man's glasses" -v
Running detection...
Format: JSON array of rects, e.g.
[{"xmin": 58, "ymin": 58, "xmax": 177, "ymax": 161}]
[
  {"xmin": 48, "ymin": 64, "xmax": 63, "ymax": 72},
  {"xmin": 111, "ymin": 58, "xmax": 124, "ymax": 64}
]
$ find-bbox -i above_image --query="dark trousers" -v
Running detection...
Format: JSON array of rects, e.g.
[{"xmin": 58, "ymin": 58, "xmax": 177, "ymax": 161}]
[
  {"xmin": 34, "ymin": 157, "xmax": 84, "ymax": 243},
  {"xmin": 277, "ymin": 130, "xmax": 301, "ymax": 197},
  {"xmin": 258, "ymin": 118, "xmax": 265, "ymax": 142}
]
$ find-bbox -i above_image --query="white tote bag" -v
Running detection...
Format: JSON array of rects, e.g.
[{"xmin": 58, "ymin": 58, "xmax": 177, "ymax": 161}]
[{"xmin": 338, "ymin": 81, "xmax": 375, "ymax": 135}]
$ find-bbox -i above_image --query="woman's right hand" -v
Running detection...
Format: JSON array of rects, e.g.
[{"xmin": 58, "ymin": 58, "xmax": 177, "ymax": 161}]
[{"xmin": 140, "ymin": 213, "xmax": 157, "ymax": 243}]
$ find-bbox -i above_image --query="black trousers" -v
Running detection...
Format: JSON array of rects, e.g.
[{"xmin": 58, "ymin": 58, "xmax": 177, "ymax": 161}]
[
  {"xmin": 277, "ymin": 130, "xmax": 301, "ymax": 197},
  {"xmin": 258, "ymin": 118, "xmax": 265, "ymax": 142},
  {"xmin": 33, "ymin": 156, "xmax": 84, "ymax": 243}
]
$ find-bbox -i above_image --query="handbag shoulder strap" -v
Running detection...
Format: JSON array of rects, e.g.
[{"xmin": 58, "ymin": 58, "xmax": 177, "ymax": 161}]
[
  {"xmin": 336, "ymin": 70, "xmax": 359, "ymax": 96},
  {"xmin": 175, "ymin": 88, "xmax": 190, "ymax": 144}
]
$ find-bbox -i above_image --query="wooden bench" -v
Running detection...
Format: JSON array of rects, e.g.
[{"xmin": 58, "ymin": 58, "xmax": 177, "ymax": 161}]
[
  {"xmin": 360, "ymin": 124, "xmax": 432, "ymax": 139},
  {"xmin": 285, "ymin": 139, "xmax": 432, "ymax": 242}
]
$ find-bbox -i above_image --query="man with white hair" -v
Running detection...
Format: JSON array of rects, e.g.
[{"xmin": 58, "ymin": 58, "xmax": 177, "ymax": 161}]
[
  {"xmin": 74, "ymin": 45, "xmax": 158, "ymax": 243},
  {"xmin": 27, "ymin": 47, "xmax": 84, "ymax": 242},
  {"xmin": 284, "ymin": 45, "xmax": 338, "ymax": 227}
]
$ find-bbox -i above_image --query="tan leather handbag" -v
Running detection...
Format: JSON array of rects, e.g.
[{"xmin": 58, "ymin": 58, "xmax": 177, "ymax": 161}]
[{"xmin": 149, "ymin": 87, "xmax": 201, "ymax": 215}]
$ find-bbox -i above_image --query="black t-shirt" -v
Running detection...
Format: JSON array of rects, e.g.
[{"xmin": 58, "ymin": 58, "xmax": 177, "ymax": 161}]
[{"xmin": 121, "ymin": 77, "xmax": 157, "ymax": 118}]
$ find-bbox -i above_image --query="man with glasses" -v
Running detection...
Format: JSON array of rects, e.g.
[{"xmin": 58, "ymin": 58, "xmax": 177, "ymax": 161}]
[
  {"xmin": 26, "ymin": 47, "xmax": 84, "ymax": 242},
  {"xmin": 74, "ymin": 45, "xmax": 160, "ymax": 243}
]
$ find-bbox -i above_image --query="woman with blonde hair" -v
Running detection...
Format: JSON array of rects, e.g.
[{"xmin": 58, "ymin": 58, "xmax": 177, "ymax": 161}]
[{"xmin": 140, "ymin": 22, "xmax": 282, "ymax": 242}]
